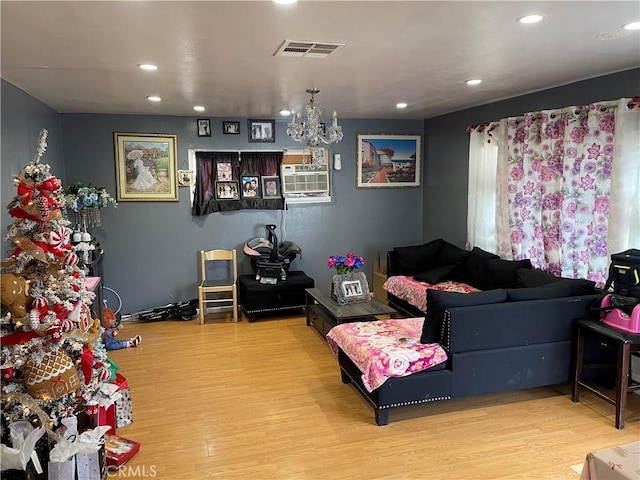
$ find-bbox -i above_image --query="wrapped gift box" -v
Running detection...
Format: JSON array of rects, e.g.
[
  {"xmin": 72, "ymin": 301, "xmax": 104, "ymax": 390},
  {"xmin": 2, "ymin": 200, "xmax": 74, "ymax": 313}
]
[{"xmin": 104, "ymin": 435, "xmax": 139, "ymax": 469}]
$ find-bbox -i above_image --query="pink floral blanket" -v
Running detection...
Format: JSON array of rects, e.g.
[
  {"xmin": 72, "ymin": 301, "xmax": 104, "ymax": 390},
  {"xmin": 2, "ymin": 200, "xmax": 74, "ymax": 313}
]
[
  {"xmin": 383, "ymin": 276, "xmax": 479, "ymax": 312},
  {"xmin": 326, "ymin": 318, "xmax": 448, "ymax": 392}
]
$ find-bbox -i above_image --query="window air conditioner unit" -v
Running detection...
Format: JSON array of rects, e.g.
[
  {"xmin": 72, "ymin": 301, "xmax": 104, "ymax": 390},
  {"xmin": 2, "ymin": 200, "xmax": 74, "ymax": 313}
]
[{"xmin": 281, "ymin": 149, "xmax": 331, "ymax": 202}]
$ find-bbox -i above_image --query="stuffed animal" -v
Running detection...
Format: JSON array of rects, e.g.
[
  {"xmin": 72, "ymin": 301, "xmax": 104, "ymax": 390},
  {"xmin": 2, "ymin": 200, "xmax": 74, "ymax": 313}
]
[
  {"xmin": 101, "ymin": 306, "xmax": 141, "ymax": 350},
  {"xmin": 0, "ymin": 273, "xmax": 32, "ymax": 320}
]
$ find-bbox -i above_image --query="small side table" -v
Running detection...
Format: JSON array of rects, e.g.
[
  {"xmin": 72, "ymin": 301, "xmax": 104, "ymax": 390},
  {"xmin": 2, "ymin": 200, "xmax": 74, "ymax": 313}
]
[{"xmin": 571, "ymin": 318, "xmax": 640, "ymax": 429}]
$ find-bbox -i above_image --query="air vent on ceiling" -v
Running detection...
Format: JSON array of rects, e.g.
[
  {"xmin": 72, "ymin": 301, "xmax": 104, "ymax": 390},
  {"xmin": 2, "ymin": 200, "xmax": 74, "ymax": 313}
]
[{"xmin": 274, "ymin": 40, "xmax": 345, "ymax": 58}]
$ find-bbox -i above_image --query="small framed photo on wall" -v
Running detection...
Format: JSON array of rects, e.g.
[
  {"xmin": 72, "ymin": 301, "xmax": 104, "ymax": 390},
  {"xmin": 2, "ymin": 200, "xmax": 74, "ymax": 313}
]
[
  {"xmin": 197, "ymin": 119, "xmax": 211, "ymax": 137},
  {"xmin": 248, "ymin": 119, "xmax": 275, "ymax": 143},
  {"xmin": 223, "ymin": 121, "xmax": 240, "ymax": 135},
  {"xmin": 241, "ymin": 176, "xmax": 260, "ymax": 198},
  {"xmin": 261, "ymin": 176, "xmax": 281, "ymax": 199},
  {"xmin": 215, "ymin": 181, "xmax": 240, "ymax": 200}
]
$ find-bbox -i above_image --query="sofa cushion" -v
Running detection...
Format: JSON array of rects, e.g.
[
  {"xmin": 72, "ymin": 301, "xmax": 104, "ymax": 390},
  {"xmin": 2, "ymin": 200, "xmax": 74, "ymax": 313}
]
[
  {"xmin": 460, "ymin": 247, "xmax": 500, "ymax": 290},
  {"xmin": 516, "ymin": 268, "xmax": 558, "ymax": 287},
  {"xmin": 555, "ymin": 278, "xmax": 597, "ymax": 296},
  {"xmin": 516, "ymin": 268, "xmax": 596, "ymax": 296},
  {"xmin": 413, "ymin": 265, "xmax": 457, "ymax": 284},
  {"xmin": 393, "ymin": 238, "xmax": 445, "ymax": 276},
  {"xmin": 506, "ymin": 282, "xmax": 573, "ymax": 301},
  {"xmin": 437, "ymin": 241, "xmax": 469, "ymax": 267},
  {"xmin": 486, "ymin": 258, "xmax": 532, "ymax": 289},
  {"xmin": 420, "ymin": 288, "xmax": 508, "ymax": 344}
]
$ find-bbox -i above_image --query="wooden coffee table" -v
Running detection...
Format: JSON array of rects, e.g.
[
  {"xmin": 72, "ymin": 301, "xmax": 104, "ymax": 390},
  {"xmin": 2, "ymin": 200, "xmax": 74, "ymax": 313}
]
[{"xmin": 305, "ymin": 287, "xmax": 397, "ymax": 337}]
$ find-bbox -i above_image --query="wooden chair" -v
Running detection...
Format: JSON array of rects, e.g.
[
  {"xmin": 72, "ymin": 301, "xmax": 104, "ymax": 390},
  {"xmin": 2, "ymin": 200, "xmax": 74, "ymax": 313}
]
[{"xmin": 198, "ymin": 249, "xmax": 238, "ymax": 324}]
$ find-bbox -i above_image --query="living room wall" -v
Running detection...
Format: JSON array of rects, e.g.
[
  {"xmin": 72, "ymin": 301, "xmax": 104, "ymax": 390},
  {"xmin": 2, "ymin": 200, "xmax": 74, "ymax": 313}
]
[
  {"xmin": 423, "ymin": 68, "xmax": 640, "ymax": 248},
  {"xmin": 0, "ymin": 80, "xmax": 424, "ymax": 314},
  {"xmin": 3, "ymin": 69, "xmax": 637, "ymax": 315},
  {"xmin": 0, "ymin": 80, "xmax": 64, "ymax": 260}
]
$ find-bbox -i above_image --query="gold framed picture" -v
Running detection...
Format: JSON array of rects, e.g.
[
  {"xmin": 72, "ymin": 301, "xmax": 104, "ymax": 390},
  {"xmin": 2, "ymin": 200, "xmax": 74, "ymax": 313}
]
[{"xmin": 114, "ymin": 133, "xmax": 178, "ymax": 202}]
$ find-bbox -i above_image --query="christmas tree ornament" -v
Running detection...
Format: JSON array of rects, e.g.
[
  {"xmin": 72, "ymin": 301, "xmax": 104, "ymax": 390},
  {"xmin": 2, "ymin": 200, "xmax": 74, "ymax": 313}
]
[{"xmin": 23, "ymin": 350, "xmax": 81, "ymax": 400}]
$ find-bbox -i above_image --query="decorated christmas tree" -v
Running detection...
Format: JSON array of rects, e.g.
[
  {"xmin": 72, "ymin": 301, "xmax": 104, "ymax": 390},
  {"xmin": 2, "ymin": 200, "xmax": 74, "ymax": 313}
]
[{"xmin": 1, "ymin": 130, "xmax": 113, "ymax": 478}]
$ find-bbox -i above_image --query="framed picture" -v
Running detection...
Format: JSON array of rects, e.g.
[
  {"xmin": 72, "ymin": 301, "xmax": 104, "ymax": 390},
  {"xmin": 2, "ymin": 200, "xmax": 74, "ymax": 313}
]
[
  {"xmin": 197, "ymin": 119, "xmax": 211, "ymax": 137},
  {"xmin": 356, "ymin": 134, "xmax": 422, "ymax": 188},
  {"xmin": 261, "ymin": 176, "xmax": 281, "ymax": 199},
  {"xmin": 331, "ymin": 272, "xmax": 370, "ymax": 305},
  {"xmin": 215, "ymin": 181, "xmax": 240, "ymax": 200},
  {"xmin": 223, "ymin": 121, "xmax": 240, "ymax": 135},
  {"xmin": 248, "ymin": 119, "xmax": 275, "ymax": 143},
  {"xmin": 240, "ymin": 176, "xmax": 260, "ymax": 198},
  {"xmin": 114, "ymin": 132, "xmax": 178, "ymax": 202},
  {"xmin": 217, "ymin": 161, "xmax": 232, "ymax": 181},
  {"xmin": 178, "ymin": 169, "xmax": 194, "ymax": 187}
]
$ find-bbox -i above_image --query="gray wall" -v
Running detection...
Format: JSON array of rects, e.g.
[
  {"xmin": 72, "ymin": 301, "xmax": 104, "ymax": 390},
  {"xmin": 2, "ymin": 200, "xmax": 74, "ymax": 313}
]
[
  {"xmin": 57, "ymin": 115, "xmax": 424, "ymax": 314},
  {"xmin": 423, "ymin": 68, "xmax": 640, "ymax": 248},
  {"xmin": 1, "ymin": 80, "xmax": 64, "ymax": 260}
]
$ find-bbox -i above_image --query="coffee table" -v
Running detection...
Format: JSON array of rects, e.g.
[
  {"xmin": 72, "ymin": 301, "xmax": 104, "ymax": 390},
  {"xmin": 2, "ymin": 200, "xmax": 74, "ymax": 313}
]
[{"xmin": 305, "ymin": 287, "xmax": 397, "ymax": 337}]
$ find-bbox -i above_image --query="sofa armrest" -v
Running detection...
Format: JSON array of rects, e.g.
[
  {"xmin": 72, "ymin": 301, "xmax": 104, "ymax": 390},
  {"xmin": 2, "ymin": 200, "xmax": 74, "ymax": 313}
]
[{"xmin": 387, "ymin": 250, "xmax": 402, "ymax": 277}]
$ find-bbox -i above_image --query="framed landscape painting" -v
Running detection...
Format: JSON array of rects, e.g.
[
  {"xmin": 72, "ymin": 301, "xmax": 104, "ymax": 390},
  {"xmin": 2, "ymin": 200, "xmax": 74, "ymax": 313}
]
[
  {"xmin": 114, "ymin": 132, "xmax": 178, "ymax": 201},
  {"xmin": 356, "ymin": 134, "xmax": 422, "ymax": 188}
]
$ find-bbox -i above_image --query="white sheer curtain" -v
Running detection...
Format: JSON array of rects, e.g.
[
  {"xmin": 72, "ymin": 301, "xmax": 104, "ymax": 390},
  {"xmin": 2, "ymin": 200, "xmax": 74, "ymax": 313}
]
[
  {"xmin": 466, "ymin": 125, "xmax": 499, "ymax": 253},
  {"xmin": 608, "ymin": 98, "xmax": 640, "ymax": 254},
  {"xmin": 466, "ymin": 98, "xmax": 639, "ymax": 284}
]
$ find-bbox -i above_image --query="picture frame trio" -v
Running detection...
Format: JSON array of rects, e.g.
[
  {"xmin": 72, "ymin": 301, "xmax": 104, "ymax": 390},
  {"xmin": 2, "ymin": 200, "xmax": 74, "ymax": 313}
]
[
  {"xmin": 199, "ymin": 119, "xmax": 275, "ymax": 141},
  {"xmin": 214, "ymin": 165, "xmax": 281, "ymax": 201},
  {"xmin": 113, "ymin": 129, "xmax": 422, "ymax": 202}
]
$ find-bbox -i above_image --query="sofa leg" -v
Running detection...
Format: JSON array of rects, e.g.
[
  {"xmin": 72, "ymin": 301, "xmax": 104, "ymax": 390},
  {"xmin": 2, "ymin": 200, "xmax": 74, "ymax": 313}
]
[
  {"xmin": 340, "ymin": 369, "xmax": 351, "ymax": 384},
  {"xmin": 375, "ymin": 408, "xmax": 389, "ymax": 426}
]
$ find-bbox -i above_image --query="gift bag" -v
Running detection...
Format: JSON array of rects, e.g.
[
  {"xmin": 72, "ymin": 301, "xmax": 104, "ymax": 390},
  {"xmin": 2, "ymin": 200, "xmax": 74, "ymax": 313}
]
[
  {"xmin": 76, "ymin": 448, "xmax": 106, "ymax": 480},
  {"xmin": 1, "ymin": 418, "xmax": 48, "ymax": 480},
  {"xmin": 98, "ymin": 403, "xmax": 116, "ymax": 435},
  {"xmin": 112, "ymin": 374, "xmax": 133, "ymax": 428},
  {"xmin": 115, "ymin": 389, "xmax": 133, "ymax": 428}
]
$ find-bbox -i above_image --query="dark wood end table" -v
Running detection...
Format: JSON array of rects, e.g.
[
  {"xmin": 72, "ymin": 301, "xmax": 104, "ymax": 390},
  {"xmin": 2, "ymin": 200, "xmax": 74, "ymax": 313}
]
[
  {"xmin": 571, "ymin": 318, "xmax": 640, "ymax": 429},
  {"xmin": 305, "ymin": 288, "xmax": 397, "ymax": 337}
]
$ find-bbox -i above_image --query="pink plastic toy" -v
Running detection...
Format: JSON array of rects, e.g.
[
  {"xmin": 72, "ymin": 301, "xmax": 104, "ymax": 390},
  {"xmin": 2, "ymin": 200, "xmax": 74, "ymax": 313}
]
[{"xmin": 601, "ymin": 294, "xmax": 640, "ymax": 333}]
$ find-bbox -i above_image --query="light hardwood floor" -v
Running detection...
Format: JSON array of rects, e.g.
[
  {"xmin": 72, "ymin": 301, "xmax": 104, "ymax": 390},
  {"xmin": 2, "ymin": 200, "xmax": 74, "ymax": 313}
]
[{"xmin": 109, "ymin": 313, "xmax": 640, "ymax": 480}]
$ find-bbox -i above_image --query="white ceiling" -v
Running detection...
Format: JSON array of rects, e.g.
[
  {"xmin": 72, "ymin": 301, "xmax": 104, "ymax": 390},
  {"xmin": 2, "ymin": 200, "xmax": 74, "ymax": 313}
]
[{"xmin": 1, "ymin": 1, "xmax": 639, "ymax": 120}]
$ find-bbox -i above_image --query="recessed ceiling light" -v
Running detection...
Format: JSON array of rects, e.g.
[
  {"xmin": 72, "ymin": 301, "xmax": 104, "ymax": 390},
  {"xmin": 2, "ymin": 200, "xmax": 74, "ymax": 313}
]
[
  {"xmin": 517, "ymin": 14, "xmax": 544, "ymax": 24},
  {"xmin": 466, "ymin": 79, "xmax": 482, "ymax": 86},
  {"xmin": 138, "ymin": 64, "xmax": 158, "ymax": 71},
  {"xmin": 396, "ymin": 103, "xmax": 408, "ymax": 109},
  {"xmin": 622, "ymin": 21, "xmax": 640, "ymax": 31},
  {"xmin": 147, "ymin": 96, "xmax": 161, "ymax": 102},
  {"xmin": 194, "ymin": 106, "xmax": 205, "ymax": 112},
  {"xmin": 273, "ymin": 0, "xmax": 297, "ymax": 4},
  {"xmin": 280, "ymin": 109, "xmax": 292, "ymax": 116}
]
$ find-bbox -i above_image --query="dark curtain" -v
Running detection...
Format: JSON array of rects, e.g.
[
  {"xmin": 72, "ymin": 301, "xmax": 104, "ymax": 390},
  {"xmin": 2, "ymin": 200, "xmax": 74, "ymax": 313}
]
[{"xmin": 191, "ymin": 151, "xmax": 284, "ymax": 215}]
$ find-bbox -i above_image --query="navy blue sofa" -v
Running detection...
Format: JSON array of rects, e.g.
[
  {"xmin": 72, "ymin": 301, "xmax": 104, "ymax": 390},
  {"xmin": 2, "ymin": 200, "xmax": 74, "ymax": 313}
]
[{"xmin": 337, "ymin": 239, "xmax": 601, "ymax": 425}]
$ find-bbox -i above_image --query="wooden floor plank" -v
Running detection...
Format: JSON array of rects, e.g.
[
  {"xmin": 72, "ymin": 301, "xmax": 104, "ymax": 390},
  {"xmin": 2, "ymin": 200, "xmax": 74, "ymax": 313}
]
[{"xmin": 108, "ymin": 314, "xmax": 640, "ymax": 480}]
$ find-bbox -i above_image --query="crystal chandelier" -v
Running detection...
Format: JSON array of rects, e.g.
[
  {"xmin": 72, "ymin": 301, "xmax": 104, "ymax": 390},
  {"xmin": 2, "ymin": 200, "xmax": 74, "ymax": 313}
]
[{"xmin": 286, "ymin": 89, "xmax": 343, "ymax": 147}]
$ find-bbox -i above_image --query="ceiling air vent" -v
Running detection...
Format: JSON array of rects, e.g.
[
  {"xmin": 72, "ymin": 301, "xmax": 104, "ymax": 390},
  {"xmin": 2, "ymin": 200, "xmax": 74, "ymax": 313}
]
[{"xmin": 274, "ymin": 40, "xmax": 345, "ymax": 59}]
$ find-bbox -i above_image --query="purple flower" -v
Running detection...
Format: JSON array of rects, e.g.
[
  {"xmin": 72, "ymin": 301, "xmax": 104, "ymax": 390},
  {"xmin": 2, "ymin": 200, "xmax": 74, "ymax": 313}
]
[
  {"xmin": 598, "ymin": 113, "xmax": 615, "ymax": 133},
  {"xmin": 593, "ymin": 238, "xmax": 608, "ymax": 257},
  {"xmin": 594, "ymin": 195, "xmax": 609, "ymax": 214},
  {"xmin": 579, "ymin": 174, "xmax": 596, "ymax": 191},
  {"xmin": 587, "ymin": 142, "xmax": 601, "ymax": 160},
  {"xmin": 570, "ymin": 126, "xmax": 588, "ymax": 143},
  {"xmin": 542, "ymin": 192, "xmax": 563, "ymax": 210}
]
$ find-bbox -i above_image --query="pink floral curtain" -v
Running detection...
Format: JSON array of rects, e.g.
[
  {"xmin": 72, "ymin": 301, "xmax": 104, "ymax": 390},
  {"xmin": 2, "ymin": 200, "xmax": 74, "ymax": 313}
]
[{"xmin": 503, "ymin": 103, "xmax": 616, "ymax": 285}]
